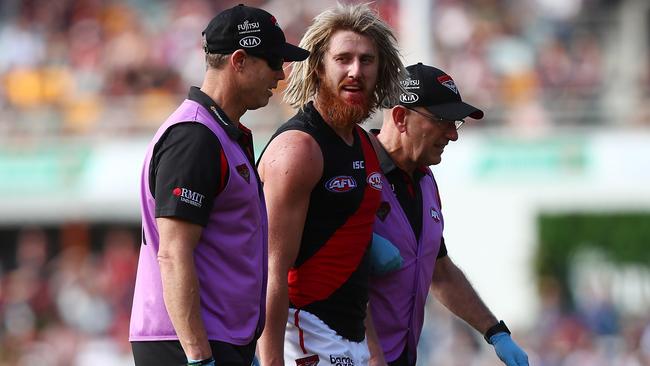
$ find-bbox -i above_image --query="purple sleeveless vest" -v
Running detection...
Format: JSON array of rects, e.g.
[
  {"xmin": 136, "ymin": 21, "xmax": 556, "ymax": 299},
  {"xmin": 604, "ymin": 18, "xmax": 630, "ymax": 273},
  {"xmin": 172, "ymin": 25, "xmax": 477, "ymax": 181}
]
[
  {"xmin": 129, "ymin": 100, "xmax": 268, "ymax": 345},
  {"xmin": 368, "ymin": 169, "xmax": 443, "ymax": 363}
]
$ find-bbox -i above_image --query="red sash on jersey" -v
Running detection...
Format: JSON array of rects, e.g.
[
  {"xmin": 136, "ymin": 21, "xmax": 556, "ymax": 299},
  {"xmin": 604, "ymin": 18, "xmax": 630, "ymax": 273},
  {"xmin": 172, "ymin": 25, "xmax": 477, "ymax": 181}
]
[{"xmin": 288, "ymin": 126, "xmax": 382, "ymax": 307}]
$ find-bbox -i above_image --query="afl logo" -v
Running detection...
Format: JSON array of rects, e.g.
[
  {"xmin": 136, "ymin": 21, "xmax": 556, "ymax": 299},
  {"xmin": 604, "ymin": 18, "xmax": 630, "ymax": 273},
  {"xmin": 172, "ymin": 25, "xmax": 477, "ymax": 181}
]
[
  {"xmin": 239, "ymin": 36, "xmax": 261, "ymax": 48},
  {"xmin": 399, "ymin": 92, "xmax": 418, "ymax": 104},
  {"xmin": 326, "ymin": 176, "xmax": 357, "ymax": 193},
  {"xmin": 367, "ymin": 172, "xmax": 382, "ymax": 191}
]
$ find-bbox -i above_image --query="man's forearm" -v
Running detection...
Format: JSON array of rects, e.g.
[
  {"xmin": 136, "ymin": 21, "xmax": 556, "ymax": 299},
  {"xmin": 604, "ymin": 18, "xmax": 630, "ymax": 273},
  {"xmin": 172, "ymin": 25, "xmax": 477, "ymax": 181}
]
[
  {"xmin": 431, "ymin": 257, "xmax": 498, "ymax": 334},
  {"xmin": 159, "ymin": 251, "xmax": 212, "ymax": 361},
  {"xmin": 258, "ymin": 280, "xmax": 290, "ymax": 366},
  {"xmin": 365, "ymin": 305, "xmax": 388, "ymax": 366}
]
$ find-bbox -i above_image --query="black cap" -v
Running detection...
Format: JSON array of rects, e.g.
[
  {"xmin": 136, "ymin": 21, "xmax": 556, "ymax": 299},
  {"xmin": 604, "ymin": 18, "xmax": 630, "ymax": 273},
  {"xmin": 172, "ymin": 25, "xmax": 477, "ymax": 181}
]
[
  {"xmin": 202, "ymin": 4, "xmax": 309, "ymax": 62},
  {"xmin": 399, "ymin": 63, "xmax": 484, "ymax": 120}
]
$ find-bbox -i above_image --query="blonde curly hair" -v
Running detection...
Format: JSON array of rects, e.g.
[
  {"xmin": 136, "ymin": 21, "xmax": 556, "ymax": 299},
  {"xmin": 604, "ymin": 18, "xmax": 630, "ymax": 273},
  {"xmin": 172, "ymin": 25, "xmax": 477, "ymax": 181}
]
[{"xmin": 284, "ymin": 3, "xmax": 406, "ymax": 110}]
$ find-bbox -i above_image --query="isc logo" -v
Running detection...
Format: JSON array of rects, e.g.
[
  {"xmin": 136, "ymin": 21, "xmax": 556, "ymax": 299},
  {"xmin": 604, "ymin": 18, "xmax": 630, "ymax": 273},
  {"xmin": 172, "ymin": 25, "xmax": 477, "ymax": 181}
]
[
  {"xmin": 399, "ymin": 92, "xmax": 418, "ymax": 103},
  {"xmin": 325, "ymin": 176, "xmax": 357, "ymax": 193},
  {"xmin": 239, "ymin": 36, "xmax": 261, "ymax": 48}
]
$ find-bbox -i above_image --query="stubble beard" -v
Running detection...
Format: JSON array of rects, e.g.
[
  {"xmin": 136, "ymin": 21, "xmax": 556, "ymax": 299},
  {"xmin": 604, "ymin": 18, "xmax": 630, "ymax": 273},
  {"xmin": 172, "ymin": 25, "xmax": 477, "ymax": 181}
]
[{"xmin": 316, "ymin": 79, "xmax": 376, "ymax": 130}]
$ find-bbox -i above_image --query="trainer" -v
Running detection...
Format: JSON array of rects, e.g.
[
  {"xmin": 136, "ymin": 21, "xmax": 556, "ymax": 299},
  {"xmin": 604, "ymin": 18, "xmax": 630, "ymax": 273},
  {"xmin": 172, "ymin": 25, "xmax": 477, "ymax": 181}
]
[
  {"xmin": 367, "ymin": 63, "xmax": 529, "ymax": 366},
  {"xmin": 129, "ymin": 5, "xmax": 308, "ymax": 366}
]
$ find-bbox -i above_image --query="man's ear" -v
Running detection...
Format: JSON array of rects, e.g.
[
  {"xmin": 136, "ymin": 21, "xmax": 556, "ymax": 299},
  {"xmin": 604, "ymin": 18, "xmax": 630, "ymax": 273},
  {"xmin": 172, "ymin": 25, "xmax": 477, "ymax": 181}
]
[
  {"xmin": 392, "ymin": 106, "xmax": 408, "ymax": 133},
  {"xmin": 230, "ymin": 49, "xmax": 247, "ymax": 72}
]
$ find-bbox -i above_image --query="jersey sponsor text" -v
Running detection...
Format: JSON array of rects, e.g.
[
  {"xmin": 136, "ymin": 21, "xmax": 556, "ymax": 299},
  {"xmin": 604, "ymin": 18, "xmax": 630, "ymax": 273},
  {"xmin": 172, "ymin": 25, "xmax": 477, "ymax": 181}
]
[{"xmin": 173, "ymin": 187, "xmax": 205, "ymax": 208}]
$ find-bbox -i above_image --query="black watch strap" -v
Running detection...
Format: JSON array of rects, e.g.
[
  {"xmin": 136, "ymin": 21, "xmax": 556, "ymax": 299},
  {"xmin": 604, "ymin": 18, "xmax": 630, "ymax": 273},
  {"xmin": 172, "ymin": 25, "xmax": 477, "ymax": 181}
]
[{"xmin": 484, "ymin": 320, "xmax": 511, "ymax": 344}]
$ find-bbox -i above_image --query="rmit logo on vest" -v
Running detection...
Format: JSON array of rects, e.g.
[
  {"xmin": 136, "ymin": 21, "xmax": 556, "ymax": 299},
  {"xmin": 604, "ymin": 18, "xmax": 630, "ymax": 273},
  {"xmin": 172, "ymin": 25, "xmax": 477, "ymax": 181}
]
[
  {"xmin": 173, "ymin": 187, "xmax": 205, "ymax": 208},
  {"xmin": 325, "ymin": 176, "xmax": 357, "ymax": 193},
  {"xmin": 329, "ymin": 355, "xmax": 354, "ymax": 366}
]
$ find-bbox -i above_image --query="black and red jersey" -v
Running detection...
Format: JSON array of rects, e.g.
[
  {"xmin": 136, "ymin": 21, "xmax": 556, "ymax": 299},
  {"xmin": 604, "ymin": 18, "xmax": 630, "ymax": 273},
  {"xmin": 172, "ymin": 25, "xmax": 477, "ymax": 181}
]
[{"xmin": 264, "ymin": 102, "xmax": 382, "ymax": 341}]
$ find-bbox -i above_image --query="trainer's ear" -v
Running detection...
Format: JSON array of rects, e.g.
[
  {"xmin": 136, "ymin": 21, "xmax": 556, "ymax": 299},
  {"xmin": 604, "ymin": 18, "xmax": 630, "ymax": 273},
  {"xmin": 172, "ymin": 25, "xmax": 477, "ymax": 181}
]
[
  {"xmin": 231, "ymin": 49, "xmax": 247, "ymax": 72},
  {"xmin": 392, "ymin": 106, "xmax": 408, "ymax": 133}
]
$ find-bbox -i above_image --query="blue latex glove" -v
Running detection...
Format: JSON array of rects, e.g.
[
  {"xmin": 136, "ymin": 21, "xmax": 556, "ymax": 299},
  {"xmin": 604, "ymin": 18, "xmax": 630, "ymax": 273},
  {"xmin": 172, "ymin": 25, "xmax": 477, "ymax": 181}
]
[
  {"xmin": 251, "ymin": 356, "xmax": 260, "ymax": 366},
  {"xmin": 369, "ymin": 233, "xmax": 403, "ymax": 275},
  {"xmin": 490, "ymin": 332, "xmax": 529, "ymax": 366}
]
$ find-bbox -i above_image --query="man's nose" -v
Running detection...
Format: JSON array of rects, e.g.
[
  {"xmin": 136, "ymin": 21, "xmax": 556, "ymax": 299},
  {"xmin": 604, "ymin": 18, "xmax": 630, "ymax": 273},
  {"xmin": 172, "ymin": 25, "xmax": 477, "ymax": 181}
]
[{"xmin": 347, "ymin": 59, "xmax": 362, "ymax": 79}]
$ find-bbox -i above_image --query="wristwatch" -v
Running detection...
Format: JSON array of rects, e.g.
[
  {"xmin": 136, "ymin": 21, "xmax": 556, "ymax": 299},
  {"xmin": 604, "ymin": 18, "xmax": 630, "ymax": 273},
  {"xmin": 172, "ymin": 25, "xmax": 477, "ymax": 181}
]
[{"xmin": 484, "ymin": 320, "xmax": 511, "ymax": 344}]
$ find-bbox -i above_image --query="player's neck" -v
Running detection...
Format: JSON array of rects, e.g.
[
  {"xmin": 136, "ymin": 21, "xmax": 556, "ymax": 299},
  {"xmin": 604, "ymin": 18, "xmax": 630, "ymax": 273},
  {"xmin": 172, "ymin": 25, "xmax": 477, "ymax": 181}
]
[{"xmin": 313, "ymin": 100, "xmax": 356, "ymax": 145}]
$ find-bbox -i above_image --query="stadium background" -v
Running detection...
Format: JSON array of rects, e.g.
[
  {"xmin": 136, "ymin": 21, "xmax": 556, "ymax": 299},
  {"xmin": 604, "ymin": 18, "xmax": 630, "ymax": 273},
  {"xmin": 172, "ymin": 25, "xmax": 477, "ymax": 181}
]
[{"xmin": 1, "ymin": 0, "xmax": 649, "ymax": 364}]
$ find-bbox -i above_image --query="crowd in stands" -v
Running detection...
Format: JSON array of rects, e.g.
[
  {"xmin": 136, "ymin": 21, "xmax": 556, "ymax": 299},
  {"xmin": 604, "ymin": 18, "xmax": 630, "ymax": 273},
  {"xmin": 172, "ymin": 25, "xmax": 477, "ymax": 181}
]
[
  {"xmin": 1, "ymin": 0, "xmax": 645, "ymax": 139},
  {"xmin": 1, "ymin": 223, "xmax": 650, "ymax": 365}
]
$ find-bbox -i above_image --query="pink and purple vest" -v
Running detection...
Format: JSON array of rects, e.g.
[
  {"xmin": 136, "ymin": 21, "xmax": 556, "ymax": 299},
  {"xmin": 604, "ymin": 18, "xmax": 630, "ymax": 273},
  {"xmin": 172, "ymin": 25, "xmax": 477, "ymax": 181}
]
[
  {"xmin": 368, "ymin": 169, "xmax": 443, "ymax": 363},
  {"xmin": 129, "ymin": 100, "xmax": 268, "ymax": 345}
]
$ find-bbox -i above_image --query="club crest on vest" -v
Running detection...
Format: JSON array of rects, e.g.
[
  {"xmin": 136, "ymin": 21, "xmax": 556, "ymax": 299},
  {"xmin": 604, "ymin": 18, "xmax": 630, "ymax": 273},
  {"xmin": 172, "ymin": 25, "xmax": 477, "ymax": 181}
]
[
  {"xmin": 376, "ymin": 201, "xmax": 391, "ymax": 221},
  {"xmin": 236, "ymin": 164, "xmax": 250, "ymax": 183}
]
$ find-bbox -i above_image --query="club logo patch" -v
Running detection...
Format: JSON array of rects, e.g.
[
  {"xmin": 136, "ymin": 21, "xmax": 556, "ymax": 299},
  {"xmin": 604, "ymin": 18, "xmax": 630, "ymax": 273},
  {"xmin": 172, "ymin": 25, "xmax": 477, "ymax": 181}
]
[
  {"xmin": 236, "ymin": 164, "xmax": 251, "ymax": 183},
  {"xmin": 270, "ymin": 16, "xmax": 280, "ymax": 28},
  {"xmin": 367, "ymin": 172, "xmax": 382, "ymax": 191},
  {"xmin": 430, "ymin": 207, "xmax": 441, "ymax": 222},
  {"xmin": 325, "ymin": 176, "xmax": 357, "ymax": 193},
  {"xmin": 376, "ymin": 201, "xmax": 391, "ymax": 221},
  {"xmin": 437, "ymin": 75, "xmax": 458, "ymax": 94},
  {"xmin": 296, "ymin": 354, "xmax": 319, "ymax": 366}
]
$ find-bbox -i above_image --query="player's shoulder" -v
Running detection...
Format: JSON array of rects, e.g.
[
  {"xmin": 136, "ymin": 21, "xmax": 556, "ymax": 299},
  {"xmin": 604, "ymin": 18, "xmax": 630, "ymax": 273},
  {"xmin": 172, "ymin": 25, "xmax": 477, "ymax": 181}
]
[
  {"xmin": 259, "ymin": 128, "xmax": 323, "ymax": 188},
  {"xmin": 263, "ymin": 130, "xmax": 321, "ymax": 164}
]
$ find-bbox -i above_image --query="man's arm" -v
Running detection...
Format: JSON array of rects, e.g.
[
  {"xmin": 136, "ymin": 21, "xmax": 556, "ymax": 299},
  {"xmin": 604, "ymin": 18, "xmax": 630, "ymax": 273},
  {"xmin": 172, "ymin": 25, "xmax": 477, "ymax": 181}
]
[
  {"xmin": 157, "ymin": 217, "xmax": 212, "ymax": 362},
  {"xmin": 430, "ymin": 256, "xmax": 498, "ymax": 333},
  {"xmin": 257, "ymin": 130, "xmax": 323, "ymax": 366},
  {"xmin": 431, "ymin": 256, "xmax": 529, "ymax": 366}
]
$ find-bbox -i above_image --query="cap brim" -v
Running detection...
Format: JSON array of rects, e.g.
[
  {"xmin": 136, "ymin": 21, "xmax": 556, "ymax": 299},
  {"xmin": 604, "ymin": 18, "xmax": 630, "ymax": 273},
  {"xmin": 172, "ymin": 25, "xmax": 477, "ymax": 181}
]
[
  {"xmin": 274, "ymin": 43, "xmax": 310, "ymax": 62},
  {"xmin": 424, "ymin": 102, "xmax": 484, "ymax": 120}
]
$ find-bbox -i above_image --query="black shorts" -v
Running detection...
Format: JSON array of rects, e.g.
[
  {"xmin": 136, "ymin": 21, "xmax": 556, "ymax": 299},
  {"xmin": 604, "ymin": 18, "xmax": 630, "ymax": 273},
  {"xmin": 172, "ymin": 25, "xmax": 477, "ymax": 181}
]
[
  {"xmin": 387, "ymin": 346, "xmax": 414, "ymax": 366},
  {"xmin": 131, "ymin": 339, "xmax": 256, "ymax": 366}
]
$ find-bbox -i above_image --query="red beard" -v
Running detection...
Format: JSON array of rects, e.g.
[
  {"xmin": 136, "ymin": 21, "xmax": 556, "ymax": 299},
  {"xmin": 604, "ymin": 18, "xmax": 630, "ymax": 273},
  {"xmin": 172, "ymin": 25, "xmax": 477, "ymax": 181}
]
[{"xmin": 316, "ymin": 79, "xmax": 375, "ymax": 130}]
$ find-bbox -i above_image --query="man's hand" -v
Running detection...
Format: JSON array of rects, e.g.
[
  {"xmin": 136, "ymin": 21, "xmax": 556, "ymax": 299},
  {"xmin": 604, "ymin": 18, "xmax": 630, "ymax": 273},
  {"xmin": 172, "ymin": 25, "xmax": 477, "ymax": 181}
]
[
  {"xmin": 490, "ymin": 333, "xmax": 529, "ymax": 366},
  {"xmin": 369, "ymin": 233, "xmax": 403, "ymax": 276}
]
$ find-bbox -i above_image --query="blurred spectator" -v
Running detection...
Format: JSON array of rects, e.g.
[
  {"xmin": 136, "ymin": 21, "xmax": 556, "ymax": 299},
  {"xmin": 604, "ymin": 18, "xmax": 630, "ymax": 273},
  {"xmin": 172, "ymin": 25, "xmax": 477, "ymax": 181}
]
[{"xmin": 0, "ymin": 224, "xmax": 138, "ymax": 365}]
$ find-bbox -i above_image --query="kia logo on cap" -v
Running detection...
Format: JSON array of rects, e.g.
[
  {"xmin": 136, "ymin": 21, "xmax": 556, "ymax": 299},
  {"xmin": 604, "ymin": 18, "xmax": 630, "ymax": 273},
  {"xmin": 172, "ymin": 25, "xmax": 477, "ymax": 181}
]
[
  {"xmin": 400, "ymin": 93, "xmax": 419, "ymax": 104},
  {"xmin": 240, "ymin": 36, "xmax": 261, "ymax": 48}
]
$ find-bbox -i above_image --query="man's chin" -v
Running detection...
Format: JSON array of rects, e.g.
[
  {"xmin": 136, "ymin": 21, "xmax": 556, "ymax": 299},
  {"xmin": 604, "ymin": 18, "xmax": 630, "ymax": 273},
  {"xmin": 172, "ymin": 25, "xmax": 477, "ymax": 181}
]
[
  {"xmin": 249, "ymin": 99, "xmax": 271, "ymax": 110},
  {"xmin": 341, "ymin": 93, "xmax": 367, "ymax": 106}
]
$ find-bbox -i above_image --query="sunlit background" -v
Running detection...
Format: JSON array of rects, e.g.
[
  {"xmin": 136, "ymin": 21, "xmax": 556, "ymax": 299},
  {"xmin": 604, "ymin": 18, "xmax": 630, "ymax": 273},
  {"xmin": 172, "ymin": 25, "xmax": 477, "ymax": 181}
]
[{"xmin": 1, "ymin": 0, "xmax": 649, "ymax": 365}]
